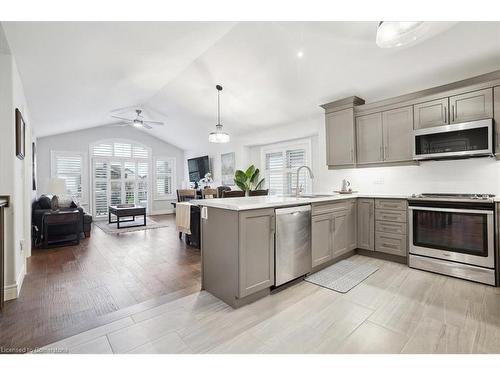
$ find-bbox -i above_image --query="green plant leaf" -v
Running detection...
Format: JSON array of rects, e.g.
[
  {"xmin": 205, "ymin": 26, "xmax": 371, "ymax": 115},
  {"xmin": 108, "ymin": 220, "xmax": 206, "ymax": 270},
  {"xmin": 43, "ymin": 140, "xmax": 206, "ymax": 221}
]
[
  {"xmin": 255, "ymin": 178, "xmax": 265, "ymax": 190},
  {"xmin": 234, "ymin": 179, "xmax": 247, "ymax": 192},
  {"xmin": 245, "ymin": 165, "xmax": 255, "ymax": 179}
]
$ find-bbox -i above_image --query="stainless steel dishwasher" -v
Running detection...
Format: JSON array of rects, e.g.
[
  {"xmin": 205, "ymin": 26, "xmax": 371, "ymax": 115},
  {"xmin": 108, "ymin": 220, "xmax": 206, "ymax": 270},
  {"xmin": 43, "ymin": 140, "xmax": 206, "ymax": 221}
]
[{"xmin": 274, "ymin": 205, "xmax": 312, "ymax": 287}]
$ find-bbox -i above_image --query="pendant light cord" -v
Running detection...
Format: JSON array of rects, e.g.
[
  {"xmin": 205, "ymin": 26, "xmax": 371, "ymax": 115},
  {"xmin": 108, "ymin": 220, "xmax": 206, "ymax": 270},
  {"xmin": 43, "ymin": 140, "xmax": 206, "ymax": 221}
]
[{"xmin": 217, "ymin": 89, "xmax": 220, "ymax": 125}]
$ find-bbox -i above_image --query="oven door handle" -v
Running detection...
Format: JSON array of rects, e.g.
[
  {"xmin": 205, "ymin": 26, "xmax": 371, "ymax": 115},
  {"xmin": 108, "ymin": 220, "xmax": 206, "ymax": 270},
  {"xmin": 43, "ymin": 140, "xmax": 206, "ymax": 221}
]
[{"xmin": 408, "ymin": 206, "xmax": 493, "ymax": 215}]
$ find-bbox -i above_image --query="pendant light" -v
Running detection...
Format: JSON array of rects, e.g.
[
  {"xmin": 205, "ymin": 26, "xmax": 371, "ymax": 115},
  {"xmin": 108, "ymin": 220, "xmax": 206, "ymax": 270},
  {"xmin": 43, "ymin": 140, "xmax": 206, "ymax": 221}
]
[
  {"xmin": 208, "ymin": 85, "xmax": 230, "ymax": 143},
  {"xmin": 376, "ymin": 21, "xmax": 426, "ymax": 48}
]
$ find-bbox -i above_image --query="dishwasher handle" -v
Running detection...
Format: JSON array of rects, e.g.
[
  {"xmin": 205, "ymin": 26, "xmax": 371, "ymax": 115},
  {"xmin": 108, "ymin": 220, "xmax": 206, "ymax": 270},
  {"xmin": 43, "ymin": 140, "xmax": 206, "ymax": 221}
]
[{"xmin": 275, "ymin": 205, "xmax": 311, "ymax": 216}]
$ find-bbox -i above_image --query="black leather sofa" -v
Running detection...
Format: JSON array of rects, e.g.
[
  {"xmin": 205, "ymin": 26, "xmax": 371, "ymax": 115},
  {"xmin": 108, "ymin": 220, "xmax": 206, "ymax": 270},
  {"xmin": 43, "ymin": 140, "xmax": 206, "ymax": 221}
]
[{"xmin": 32, "ymin": 195, "xmax": 92, "ymax": 247}]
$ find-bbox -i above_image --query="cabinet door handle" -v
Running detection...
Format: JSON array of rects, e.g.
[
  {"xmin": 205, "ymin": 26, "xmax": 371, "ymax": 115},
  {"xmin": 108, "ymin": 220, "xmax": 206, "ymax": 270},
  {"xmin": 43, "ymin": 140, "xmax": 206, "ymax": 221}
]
[
  {"xmin": 451, "ymin": 105, "xmax": 455, "ymax": 122},
  {"xmin": 350, "ymin": 149, "xmax": 354, "ymax": 162},
  {"xmin": 444, "ymin": 106, "xmax": 447, "ymax": 123},
  {"xmin": 380, "ymin": 146, "xmax": 383, "ymax": 160}
]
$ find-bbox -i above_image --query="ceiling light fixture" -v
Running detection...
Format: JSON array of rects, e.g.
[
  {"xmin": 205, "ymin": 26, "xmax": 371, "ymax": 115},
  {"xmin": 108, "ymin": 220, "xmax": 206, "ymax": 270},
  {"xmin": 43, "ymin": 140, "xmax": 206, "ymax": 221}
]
[
  {"xmin": 297, "ymin": 51, "xmax": 304, "ymax": 58},
  {"xmin": 208, "ymin": 85, "xmax": 230, "ymax": 143},
  {"xmin": 376, "ymin": 21, "xmax": 427, "ymax": 48}
]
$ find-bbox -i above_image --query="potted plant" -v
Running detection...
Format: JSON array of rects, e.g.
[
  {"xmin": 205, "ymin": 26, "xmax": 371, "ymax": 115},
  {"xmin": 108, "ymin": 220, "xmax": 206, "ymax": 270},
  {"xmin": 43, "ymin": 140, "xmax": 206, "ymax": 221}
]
[
  {"xmin": 199, "ymin": 172, "xmax": 213, "ymax": 189},
  {"xmin": 234, "ymin": 165, "xmax": 265, "ymax": 195}
]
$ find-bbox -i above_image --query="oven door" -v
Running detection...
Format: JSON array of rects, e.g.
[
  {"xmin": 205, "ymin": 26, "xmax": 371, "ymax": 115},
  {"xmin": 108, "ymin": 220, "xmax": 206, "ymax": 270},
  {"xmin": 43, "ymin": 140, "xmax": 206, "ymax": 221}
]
[{"xmin": 409, "ymin": 205, "xmax": 494, "ymax": 268}]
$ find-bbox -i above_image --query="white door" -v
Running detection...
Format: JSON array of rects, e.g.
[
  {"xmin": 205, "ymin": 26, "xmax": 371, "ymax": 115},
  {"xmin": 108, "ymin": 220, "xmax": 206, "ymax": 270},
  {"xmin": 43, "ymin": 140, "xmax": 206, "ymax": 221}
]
[{"xmin": 92, "ymin": 158, "xmax": 149, "ymax": 218}]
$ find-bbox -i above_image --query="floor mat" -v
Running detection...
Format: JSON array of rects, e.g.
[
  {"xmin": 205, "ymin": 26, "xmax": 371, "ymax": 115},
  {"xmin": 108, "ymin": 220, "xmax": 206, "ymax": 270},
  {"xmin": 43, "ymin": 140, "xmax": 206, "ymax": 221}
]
[{"xmin": 305, "ymin": 259, "xmax": 378, "ymax": 293}]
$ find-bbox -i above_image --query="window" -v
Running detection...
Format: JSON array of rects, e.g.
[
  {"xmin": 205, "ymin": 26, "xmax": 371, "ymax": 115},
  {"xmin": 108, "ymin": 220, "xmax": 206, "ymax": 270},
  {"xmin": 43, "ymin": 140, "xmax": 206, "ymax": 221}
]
[
  {"xmin": 51, "ymin": 151, "xmax": 84, "ymax": 200},
  {"xmin": 262, "ymin": 139, "xmax": 311, "ymax": 196},
  {"xmin": 90, "ymin": 140, "xmax": 151, "ymax": 217},
  {"xmin": 155, "ymin": 158, "xmax": 175, "ymax": 200}
]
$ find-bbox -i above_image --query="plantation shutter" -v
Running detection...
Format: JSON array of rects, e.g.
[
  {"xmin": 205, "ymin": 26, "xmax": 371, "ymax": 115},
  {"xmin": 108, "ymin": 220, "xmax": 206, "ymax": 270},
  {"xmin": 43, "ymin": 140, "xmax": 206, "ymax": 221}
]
[
  {"xmin": 265, "ymin": 152, "xmax": 284, "ymax": 195},
  {"xmin": 155, "ymin": 159, "xmax": 174, "ymax": 199},
  {"xmin": 264, "ymin": 144, "xmax": 310, "ymax": 196},
  {"xmin": 286, "ymin": 149, "xmax": 308, "ymax": 195},
  {"xmin": 54, "ymin": 154, "xmax": 83, "ymax": 199}
]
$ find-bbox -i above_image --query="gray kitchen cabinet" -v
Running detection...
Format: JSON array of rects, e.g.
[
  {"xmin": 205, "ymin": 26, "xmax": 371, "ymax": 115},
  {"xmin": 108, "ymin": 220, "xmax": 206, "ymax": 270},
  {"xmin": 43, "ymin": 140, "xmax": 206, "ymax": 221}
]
[
  {"xmin": 357, "ymin": 198, "xmax": 374, "ymax": 251},
  {"xmin": 382, "ymin": 106, "xmax": 413, "ymax": 162},
  {"xmin": 347, "ymin": 199, "xmax": 357, "ymax": 250},
  {"xmin": 326, "ymin": 108, "xmax": 356, "ymax": 167},
  {"xmin": 238, "ymin": 208, "xmax": 275, "ymax": 298},
  {"xmin": 413, "ymin": 98, "xmax": 449, "ymax": 129},
  {"xmin": 332, "ymin": 210, "xmax": 348, "ymax": 258},
  {"xmin": 494, "ymin": 86, "xmax": 500, "ymax": 155},
  {"xmin": 311, "ymin": 213, "xmax": 333, "ymax": 267},
  {"xmin": 356, "ymin": 112, "xmax": 383, "ymax": 164},
  {"xmin": 449, "ymin": 88, "xmax": 493, "ymax": 124}
]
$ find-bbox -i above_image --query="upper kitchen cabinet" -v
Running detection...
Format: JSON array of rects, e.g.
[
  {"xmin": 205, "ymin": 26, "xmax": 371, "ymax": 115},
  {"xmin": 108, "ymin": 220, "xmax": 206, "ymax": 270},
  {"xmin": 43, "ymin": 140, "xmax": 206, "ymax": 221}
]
[
  {"xmin": 356, "ymin": 112, "xmax": 383, "ymax": 164},
  {"xmin": 494, "ymin": 86, "xmax": 500, "ymax": 156},
  {"xmin": 382, "ymin": 106, "xmax": 413, "ymax": 162},
  {"xmin": 449, "ymin": 88, "xmax": 493, "ymax": 123},
  {"xmin": 414, "ymin": 88, "xmax": 493, "ymax": 129},
  {"xmin": 325, "ymin": 108, "xmax": 356, "ymax": 167},
  {"xmin": 321, "ymin": 96, "xmax": 365, "ymax": 168},
  {"xmin": 413, "ymin": 98, "xmax": 448, "ymax": 129}
]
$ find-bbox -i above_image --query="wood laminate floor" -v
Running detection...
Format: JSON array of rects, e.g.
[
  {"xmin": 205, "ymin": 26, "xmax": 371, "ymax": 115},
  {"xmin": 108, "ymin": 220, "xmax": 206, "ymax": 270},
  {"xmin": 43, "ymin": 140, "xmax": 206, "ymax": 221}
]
[
  {"xmin": 0, "ymin": 215, "xmax": 201, "ymax": 352},
  {"xmin": 42, "ymin": 254, "xmax": 500, "ymax": 354}
]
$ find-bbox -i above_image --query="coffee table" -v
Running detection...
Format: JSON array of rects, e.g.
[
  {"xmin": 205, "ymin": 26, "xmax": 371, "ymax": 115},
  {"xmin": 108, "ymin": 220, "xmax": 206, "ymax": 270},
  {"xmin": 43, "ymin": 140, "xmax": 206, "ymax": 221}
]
[{"xmin": 108, "ymin": 204, "xmax": 146, "ymax": 229}]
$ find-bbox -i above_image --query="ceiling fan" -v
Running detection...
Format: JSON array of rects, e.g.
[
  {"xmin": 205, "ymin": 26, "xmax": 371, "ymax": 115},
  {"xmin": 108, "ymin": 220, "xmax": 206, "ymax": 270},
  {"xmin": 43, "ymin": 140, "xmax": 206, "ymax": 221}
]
[{"xmin": 110, "ymin": 109, "xmax": 164, "ymax": 130}]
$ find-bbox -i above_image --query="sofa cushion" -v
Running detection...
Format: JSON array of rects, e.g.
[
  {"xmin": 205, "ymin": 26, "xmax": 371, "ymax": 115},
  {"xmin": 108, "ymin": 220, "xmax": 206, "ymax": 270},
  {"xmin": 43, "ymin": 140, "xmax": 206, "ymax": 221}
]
[{"xmin": 38, "ymin": 195, "xmax": 52, "ymax": 209}]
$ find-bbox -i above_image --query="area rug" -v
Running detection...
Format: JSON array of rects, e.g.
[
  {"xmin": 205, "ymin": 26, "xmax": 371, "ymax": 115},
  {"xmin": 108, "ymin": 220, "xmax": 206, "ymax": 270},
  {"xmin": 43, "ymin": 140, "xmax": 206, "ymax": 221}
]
[
  {"xmin": 94, "ymin": 217, "xmax": 168, "ymax": 234},
  {"xmin": 305, "ymin": 259, "xmax": 378, "ymax": 293}
]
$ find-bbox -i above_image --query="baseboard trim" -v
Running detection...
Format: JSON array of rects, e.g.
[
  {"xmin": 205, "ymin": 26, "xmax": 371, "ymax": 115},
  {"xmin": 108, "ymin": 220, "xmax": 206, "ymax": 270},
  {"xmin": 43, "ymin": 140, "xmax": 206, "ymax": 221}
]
[
  {"xmin": 356, "ymin": 248, "xmax": 408, "ymax": 265},
  {"xmin": 3, "ymin": 260, "xmax": 26, "ymax": 301},
  {"xmin": 150, "ymin": 209, "xmax": 175, "ymax": 215}
]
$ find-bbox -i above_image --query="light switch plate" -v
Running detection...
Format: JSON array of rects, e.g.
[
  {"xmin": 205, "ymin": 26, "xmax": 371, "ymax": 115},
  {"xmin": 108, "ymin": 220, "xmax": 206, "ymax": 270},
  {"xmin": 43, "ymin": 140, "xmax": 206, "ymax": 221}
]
[{"xmin": 201, "ymin": 206, "xmax": 208, "ymax": 220}]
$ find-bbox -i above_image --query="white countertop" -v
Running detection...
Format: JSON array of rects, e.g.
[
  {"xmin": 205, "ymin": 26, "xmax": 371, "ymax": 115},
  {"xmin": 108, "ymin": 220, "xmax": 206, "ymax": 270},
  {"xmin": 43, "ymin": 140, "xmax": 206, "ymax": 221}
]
[{"xmin": 191, "ymin": 193, "xmax": 409, "ymax": 211}]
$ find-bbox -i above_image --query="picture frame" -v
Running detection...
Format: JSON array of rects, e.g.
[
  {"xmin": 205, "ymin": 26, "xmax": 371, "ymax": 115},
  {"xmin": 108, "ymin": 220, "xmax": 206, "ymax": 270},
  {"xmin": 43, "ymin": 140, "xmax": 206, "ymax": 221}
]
[
  {"xmin": 32, "ymin": 142, "xmax": 37, "ymax": 190},
  {"xmin": 15, "ymin": 108, "xmax": 26, "ymax": 160},
  {"xmin": 221, "ymin": 152, "xmax": 235, "ymax": 186}
]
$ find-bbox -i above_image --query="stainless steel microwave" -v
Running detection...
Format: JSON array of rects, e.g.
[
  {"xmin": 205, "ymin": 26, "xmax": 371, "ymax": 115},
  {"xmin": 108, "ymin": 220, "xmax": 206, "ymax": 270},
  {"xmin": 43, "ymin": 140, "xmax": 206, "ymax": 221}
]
[{"xmin": 413, "ymin": 119, "xmax": 493, "ymax": 160}]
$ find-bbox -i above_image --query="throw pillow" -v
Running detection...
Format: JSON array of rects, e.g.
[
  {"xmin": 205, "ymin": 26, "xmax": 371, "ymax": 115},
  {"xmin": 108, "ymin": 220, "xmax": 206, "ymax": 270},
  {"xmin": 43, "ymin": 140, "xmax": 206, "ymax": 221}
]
[
  {"xmin": 58, "ymin": 196, "xmax": 73, "ymax": 208},
  {"xmin": 38, "ymin": 195, "xmax": 52, "ymax": 209}
]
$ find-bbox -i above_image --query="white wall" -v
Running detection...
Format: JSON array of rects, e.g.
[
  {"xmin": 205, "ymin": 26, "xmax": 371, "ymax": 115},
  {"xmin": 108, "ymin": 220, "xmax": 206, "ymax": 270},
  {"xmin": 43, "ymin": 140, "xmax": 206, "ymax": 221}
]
[
  {"xmin": 186, "ymin": 112, "xmax": 500, "ymax": 196},
  {"xmin": 0, "ymin": 26, "xmax": 33, "ymax": 300},
  {"xmin": 36, "ymin": 126, "xmax": 185, "ymax": 215}
]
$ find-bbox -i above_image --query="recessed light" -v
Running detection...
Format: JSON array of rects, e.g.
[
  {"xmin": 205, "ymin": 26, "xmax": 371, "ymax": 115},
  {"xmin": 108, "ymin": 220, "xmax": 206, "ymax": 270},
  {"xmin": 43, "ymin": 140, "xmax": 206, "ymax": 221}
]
[{"xmin": 297, "ymin": 51, "xmax": 304, "ymax": 58}]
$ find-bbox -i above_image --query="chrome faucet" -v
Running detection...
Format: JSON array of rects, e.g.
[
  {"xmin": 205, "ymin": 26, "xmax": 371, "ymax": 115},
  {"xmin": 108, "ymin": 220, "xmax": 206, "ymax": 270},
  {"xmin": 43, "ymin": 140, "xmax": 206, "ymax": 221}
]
[{"xmin": 295, "ymin": 166, "xmax": 314, "ymax": 197}]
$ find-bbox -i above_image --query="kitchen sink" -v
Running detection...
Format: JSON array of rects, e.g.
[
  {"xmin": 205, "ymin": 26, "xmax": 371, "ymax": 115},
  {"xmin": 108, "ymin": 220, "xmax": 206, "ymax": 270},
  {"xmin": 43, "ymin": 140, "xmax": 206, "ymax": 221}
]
[{"xmin": 296, "ymin": 194, "xmax": 338, "ymax": 198}]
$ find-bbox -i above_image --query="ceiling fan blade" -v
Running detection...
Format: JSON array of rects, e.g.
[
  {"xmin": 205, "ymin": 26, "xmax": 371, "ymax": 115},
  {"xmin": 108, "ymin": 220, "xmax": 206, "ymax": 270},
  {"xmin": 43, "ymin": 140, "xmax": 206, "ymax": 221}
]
[
  {"xmin": 108, "ymin": 123, "xmax": 130, "ymax": 127},
  {"xmin": 142, "ymin": 123, "xmax": 152, "ymax": 130},
  {"xmin": 111, "ymin": 115, "xmax": 133, "ymax": 122},
  {"xmin": 143, "ymin": 120, "xmax": 164, "ymax": 126}
]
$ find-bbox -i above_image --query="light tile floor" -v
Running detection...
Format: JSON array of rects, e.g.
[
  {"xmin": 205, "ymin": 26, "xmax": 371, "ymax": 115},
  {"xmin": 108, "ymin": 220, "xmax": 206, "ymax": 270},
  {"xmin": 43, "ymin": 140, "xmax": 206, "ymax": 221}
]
[{"xmin": 39, "ymin": 255, "xmax": 500, "ymax": 354}]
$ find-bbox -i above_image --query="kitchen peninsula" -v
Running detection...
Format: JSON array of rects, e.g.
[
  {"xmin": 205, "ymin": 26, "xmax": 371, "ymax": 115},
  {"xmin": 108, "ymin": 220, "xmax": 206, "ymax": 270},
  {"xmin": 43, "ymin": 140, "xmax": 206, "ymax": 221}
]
[{"xmin": 194, "ymin": 194, "xmax": 409, "ymax": 308}]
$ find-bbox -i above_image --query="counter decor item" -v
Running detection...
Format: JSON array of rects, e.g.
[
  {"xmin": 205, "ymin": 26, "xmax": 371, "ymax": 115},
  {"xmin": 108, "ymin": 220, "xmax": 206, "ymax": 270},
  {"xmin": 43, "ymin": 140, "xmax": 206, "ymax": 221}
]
[
  {"xmin": 233, "ymin": 165, "xmax": 265, "ymax": 195},
  {"xmin": 198, "ymin": 172, "xmax": 213, "ymax": 189}
]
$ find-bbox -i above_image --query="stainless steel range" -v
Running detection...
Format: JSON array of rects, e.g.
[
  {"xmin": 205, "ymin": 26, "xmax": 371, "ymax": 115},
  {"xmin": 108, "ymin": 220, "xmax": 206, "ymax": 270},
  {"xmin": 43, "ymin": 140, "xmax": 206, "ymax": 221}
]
[{"xmin": 408, "ymin": 193, "xmax": 496, "ymax": 285}]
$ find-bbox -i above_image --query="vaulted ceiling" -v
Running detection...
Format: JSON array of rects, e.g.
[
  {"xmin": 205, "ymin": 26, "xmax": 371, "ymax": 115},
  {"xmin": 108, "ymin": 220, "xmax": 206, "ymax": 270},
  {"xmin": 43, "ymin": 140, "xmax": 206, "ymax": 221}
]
[{"xmin": 2, "ymin": 21, "xmax": 500, "ymax": 151}]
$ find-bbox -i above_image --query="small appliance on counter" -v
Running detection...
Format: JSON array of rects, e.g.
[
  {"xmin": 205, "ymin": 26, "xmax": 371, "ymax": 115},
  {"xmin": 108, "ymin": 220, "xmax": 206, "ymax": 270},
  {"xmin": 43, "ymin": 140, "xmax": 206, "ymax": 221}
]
[{"xmin": 334, "ymin": 179, "xmax": 357, "ymax": 194}]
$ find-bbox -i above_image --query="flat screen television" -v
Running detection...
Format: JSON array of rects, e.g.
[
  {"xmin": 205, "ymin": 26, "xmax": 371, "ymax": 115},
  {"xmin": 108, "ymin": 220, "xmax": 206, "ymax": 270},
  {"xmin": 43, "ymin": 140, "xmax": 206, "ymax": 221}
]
[{"xmin": 188, "ymin": 155, "xmax": 210, "ymax": 183}]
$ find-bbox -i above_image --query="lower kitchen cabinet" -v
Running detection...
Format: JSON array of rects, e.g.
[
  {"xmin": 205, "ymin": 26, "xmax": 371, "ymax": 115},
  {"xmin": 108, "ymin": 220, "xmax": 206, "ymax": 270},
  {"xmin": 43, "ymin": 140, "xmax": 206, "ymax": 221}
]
[
  {"xmin": 357, "ymin": 198, "xmax": 375, "ymax": 251},
  {"xmin": 312, "ymin": 213, "xmax": 333, "ymax": 267},
  {"xmin": 332, "ymin": 210, "xmax": 348, "ymax": 258},
  {"xmin": 374, "ymin": 199, "xmax": 408, "ymax": 257},
  {"xmin": 238, "ymin": 208, "xmax": 275, "ymax": 298},
  {"xmin": 311, "ymin": 199, "xmax": 356, "ymax": 268},
  {"xmin": 375, "ymin": 232, "xmax": 407, "ymax": 257}
]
